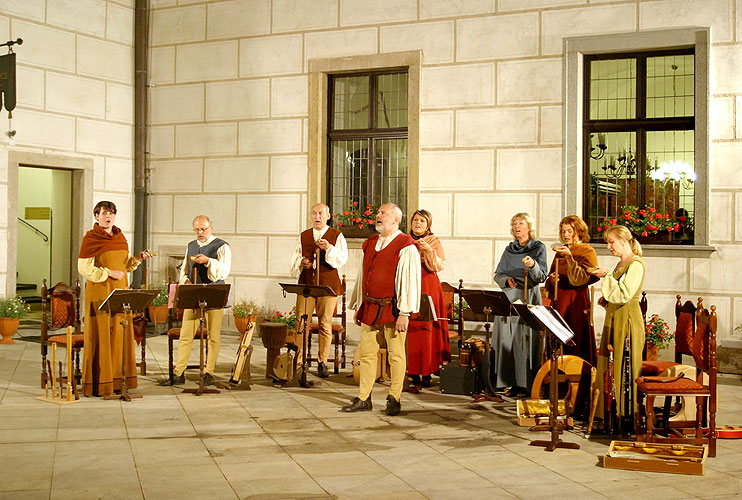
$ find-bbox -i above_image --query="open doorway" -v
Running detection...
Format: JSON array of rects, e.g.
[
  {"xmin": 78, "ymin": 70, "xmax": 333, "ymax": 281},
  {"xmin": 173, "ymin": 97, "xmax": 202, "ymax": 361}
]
[{"xmin": 16, "ymin": 166, "xmax": 73, "ymax": 303}]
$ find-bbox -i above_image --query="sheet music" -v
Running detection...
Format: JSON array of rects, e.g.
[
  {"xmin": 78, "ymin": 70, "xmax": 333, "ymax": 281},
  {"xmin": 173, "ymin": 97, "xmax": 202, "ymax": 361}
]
[
  {"xmin": 528, "ymin": 305, "xmax": 575, "ymax": 344},
  {"xmin": 427, "ymin": 294, "xmax": 438, "ymax": 322}
]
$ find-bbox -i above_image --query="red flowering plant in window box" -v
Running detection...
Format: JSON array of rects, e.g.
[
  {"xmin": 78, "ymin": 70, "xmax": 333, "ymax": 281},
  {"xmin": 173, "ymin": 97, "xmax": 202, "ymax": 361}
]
[
  {"xmin": 597, "ymin": 205, "xmax": 684, "ymax": 238},
  {"xmin": 332, "ymin": 201, "xmax": 378, "ymax": 229}
]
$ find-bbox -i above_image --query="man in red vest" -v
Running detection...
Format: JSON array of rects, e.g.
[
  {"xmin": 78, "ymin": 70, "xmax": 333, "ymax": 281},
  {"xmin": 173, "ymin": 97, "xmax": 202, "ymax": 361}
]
[
  {"xmin": 290, "ymin": 203, "xmax": 348, "ymax": 377},
  {"xmin": 342, "ymin": 203, "xmax": 421, "ymax": 415}
]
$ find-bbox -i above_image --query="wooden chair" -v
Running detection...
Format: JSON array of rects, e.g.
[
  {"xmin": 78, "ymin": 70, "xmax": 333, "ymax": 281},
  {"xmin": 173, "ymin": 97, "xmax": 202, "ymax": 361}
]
[
  {"xmin": 166, "ymin": 298, "xmax": 207, "ymax": 380},
  {"xmin": 306, "ymin": 275, "xmax": 347, "ymax": 374},
  {"xmin": 635, "ymin": 299, "xmax": 717, "ymax": 457},
  {"xmin": 641, "ymin": 295, "xmax": 695, "ymax": 377},
  {"xmin": 40, "ymin": 279, "xmax": 84, "ymax": 388},
  {"xmin": 440, "ymin": 281, "xmax": 458, "ymax": 344}
]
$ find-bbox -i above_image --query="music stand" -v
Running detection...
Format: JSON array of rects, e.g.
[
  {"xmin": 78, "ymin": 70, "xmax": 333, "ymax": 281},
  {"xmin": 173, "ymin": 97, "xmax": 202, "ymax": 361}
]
[
  {"xmin": 279, "ymin": 283, "xmax": 336, "ymax": 388},
  {"xmin": 99, "ymin": 289, "xmax": 160, "ymax": 402},
  {"xmin": 460, "ymin": 289, "xmax": 511, "ymax": 402},
  {"xmin": 175, "ymin": 283, "xmax": 231, "ymax": 396},
  {"xmin": 518, "ymin": 304, "xmax": 579, "ymax": 452}
]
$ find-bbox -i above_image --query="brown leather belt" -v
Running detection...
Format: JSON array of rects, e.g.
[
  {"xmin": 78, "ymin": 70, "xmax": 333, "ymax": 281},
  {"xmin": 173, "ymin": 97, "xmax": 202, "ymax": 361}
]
[{"xmin": 364, "ymin": 294, "xmax": 394, "ymax": 326}]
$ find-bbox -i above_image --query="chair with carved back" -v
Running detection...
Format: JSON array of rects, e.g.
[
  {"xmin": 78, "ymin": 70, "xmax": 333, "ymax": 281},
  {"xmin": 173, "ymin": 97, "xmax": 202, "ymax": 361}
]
[
  {"xmin": 166, "ymin": 279, "xmax": 208, "ymax": 380},
  {"xmin": 635, "ymin": 298, "xmax": 717, "ymax": 457},
  {"xmin": 640, "ymin": 295, "xmax": 696, "ymax": 377},
  {"xmin": 440, "ymin": 281, "xmax": 458, "ymax": 346},
  {"xmin": 306, "ymin": 275, "xmax": 347, "ymax": 374},
  {"xmin": 40, "ymin": 279, "xmax": 84, "ymax": 388}
]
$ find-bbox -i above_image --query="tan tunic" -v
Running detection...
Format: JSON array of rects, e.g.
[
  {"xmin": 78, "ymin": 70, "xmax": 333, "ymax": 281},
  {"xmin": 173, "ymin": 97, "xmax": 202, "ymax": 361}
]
[
  {"xmin": 596, "ymin": 255, "xmax": 646, "ymax": 420},
  {"xmin": 80, "ymin": 249, "xmax": 140, "ymax": 396}
]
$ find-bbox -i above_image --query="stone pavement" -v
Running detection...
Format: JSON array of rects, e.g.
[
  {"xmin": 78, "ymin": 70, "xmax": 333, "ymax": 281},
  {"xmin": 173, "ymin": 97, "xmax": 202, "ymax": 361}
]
[{"xmin": 2, "ymin": 328, "xmax": 742, "ymax": 500}]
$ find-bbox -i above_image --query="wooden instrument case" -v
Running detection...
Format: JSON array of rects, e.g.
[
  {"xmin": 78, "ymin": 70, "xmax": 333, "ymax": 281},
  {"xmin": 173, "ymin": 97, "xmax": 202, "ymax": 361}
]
[{"xmin": 603, "ymin": 440, "xmax": 707, "ymax": 476}]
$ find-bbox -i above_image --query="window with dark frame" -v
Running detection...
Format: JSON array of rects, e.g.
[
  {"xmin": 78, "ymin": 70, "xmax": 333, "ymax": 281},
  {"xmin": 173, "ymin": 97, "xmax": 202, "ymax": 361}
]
[
  {"xmin": 584, "ymin": 49, "xmax": 695, "ymax": 244},
  {"xmin": 327, "ymin": 70, "xmax": 409, "ymax": 231}
]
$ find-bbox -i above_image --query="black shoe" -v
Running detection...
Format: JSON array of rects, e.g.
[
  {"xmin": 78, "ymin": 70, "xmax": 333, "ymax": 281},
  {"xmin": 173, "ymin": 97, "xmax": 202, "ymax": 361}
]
[
  {"xmin": 317, "ymin": 362, "xmax": 330, "ymax": 378},
  {"xmin": 421, "ymin": 375, "xmax": 432, "ymax": 388},
  {"xmin": 161, "ymin": 372, "xmax": 185, "ymax": 386},
  {"xmin": 385, "ymin": 395, "xmax": 401, "ymax": 416},
  {"xmin": 202, "ymin": 373, "xmax": 214, "ymax": 386},
  {"xmin": 342, "ymin": 396, "xmax": 372, "ymax": 412}
]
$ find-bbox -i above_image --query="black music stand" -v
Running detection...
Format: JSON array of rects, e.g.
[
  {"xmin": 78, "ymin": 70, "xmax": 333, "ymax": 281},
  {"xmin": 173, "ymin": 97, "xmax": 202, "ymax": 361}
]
[
  {"xmin": 519, "ymin": 304, "xmax": 579, "ymax": 452},
  {"xmin": 460, "ymin": 289, "xmax": 511, "ymax": 402},
  {"xmin": 279, "ymin": 283, "xmax": 336, "ymax": 388},
  {"xmin": 99, "ymin": 289, "xmax": 160, "ymax": 402},
  {"xmin": 175, "ymin": 283, "xmax": 231, "ymax": 396}
]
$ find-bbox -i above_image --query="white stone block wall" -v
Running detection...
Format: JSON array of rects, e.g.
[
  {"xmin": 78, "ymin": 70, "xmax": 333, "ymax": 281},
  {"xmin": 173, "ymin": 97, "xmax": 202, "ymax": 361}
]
[
  {"xmin": 148, "ymin": 0, "xmax": 742, "ymax": 345},
  {"xmin": 0, "ymin": 0, "xmax": 136, "ymax": 291}
]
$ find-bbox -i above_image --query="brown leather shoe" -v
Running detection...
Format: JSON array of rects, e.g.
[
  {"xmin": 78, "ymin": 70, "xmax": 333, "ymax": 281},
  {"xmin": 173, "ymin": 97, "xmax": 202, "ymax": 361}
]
[
  {"xmin": 385, "ymin": 395, "xmax": 401, "ymax": 416},
  {"xmin": 342, "ymin": 396, "xmax": 372, "ymax": 412}
]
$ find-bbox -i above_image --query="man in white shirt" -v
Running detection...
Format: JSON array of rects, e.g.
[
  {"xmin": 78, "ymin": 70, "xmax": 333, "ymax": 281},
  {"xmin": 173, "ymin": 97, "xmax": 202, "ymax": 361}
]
[
  {"xmin": 166, "ymin": 215, "xmax": 231, "ymax": 386},
  {"xmin": 342, "ymin": 203, "xmax": 421, "ymax": 415},
  {"xmin": 289, "ymin": 203, "xmax": 348, "ymax": 377}
]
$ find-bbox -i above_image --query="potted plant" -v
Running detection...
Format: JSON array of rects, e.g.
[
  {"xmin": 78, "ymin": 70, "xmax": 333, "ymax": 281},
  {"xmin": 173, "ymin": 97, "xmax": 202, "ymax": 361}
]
[
  {"xmin": 597, "ymin": 205, "xmax": 687, "ymax": 243},
  {"xmin": 147, "ymin": 285, "xmax": 169, "ymax": 326},
  {"xmin": 0, "ymin": 295, "xmax": 31, "ymax": 344},
  {"xmin": 332, "ymin": 201, "xmax": 378, "ymax": 238},
  {"xmin": 233, "ymin": 298, "xmax": 259, "ymax": 334},
  {"xmin": 645, "ymin": 314, "xmax": 673, "ymax": 361}
]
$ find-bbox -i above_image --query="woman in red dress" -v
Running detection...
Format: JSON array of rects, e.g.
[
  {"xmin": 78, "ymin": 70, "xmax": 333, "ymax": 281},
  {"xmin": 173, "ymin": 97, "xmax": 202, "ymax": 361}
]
[
  {"xmin": 544, "ymin": 215, "xmax": 599, "ymax": 367},
  {"xmin": 406, "ymin": 209, "xmax": 450, "ymax": 389}
]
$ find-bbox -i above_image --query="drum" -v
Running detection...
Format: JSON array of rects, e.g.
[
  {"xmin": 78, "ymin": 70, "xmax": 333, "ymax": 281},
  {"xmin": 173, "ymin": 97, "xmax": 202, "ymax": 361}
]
[
  {"xmin": 259, "ymin": 322, "xmax": 288, "ymax": 349},
  {"xmin": 259, "ymin": 322, "xmax": 288, "ymax": 379}
]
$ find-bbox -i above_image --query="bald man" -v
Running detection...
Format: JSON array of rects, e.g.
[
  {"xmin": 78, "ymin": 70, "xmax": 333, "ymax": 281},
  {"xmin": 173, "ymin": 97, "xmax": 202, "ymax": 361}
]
[
  {"xmin": 166, "ymin": 215, "xmax": 232, "ymax": 386},
  {"xmin": 290, "ymin": 203, "xmax": 348, "ymax": 377},
  {"xmin": 342, "ymin": 203, "xmax": 421, "ymax": 416}
]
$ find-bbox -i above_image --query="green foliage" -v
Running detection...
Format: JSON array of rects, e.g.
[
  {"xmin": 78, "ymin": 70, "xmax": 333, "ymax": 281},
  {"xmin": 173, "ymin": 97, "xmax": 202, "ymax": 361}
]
[
  {"xmin": 645, "ymin": 313, "xmax": 674, "ymax": 349},
  {"xmin": 263, "ymin": 307, "xmax": 297, "ymax": 330},
  {"xmin": 0, "ymin": 295, "xmax": 31, "ymax": 319},
  {"xmin": 452, "ymin": 298, "xmax": 471, "ymax": 322},
  {"xmin": 147, "ymin": 284, "xmax": 168, "ymax": 307},
  {"xmin": 233, "ymin": 298, "xmax": 259, "ymax": 318}
]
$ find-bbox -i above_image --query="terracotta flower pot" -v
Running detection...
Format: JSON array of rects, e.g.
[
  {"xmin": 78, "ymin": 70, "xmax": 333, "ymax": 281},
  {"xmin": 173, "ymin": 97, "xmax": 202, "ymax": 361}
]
[
  {"xmin": 148, "ymin": 304, "xmax": 168, "ymax": 325},
  {"xmin": 234, "ymin": 314, "xmax": 257, "ymax": 334},
  {"xmin": 0, "ymin": 317, "xmax": 20, "ymax": 344},
  {"xmin": 645, "ymin": 343, "xmax": 660, "ymax": 361}
]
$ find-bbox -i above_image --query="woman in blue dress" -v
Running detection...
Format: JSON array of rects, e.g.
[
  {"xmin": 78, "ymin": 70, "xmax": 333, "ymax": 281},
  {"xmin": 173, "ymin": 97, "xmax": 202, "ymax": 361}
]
[{"xmin": 493, "ymin": 212, "xmax": 547, "ymax": 397}]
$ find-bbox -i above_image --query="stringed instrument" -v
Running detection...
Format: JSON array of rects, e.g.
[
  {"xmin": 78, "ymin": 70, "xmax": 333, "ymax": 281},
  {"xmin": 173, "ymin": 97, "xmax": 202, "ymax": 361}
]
[
  {"xmin": 228, "ymin": 317, "xmax": 255, "ymax": 385},
  {"xmin": 712, "ymin": 425, "xmax": 742, "ymax": 439}
]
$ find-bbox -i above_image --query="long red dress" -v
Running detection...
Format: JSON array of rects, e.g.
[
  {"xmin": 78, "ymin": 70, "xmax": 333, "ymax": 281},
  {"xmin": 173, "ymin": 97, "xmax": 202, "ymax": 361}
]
[
  {"xmin": 407, "ymin": 235, "xmax": 450, "ymax": 377},
  {"xmin": 544, "ymin": 243, "xmax": 599, "ymax": 367}
]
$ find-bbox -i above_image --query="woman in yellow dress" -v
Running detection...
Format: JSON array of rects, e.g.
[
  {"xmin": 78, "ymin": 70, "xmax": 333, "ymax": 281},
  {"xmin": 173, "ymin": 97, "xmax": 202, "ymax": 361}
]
[
  {"xmin": 591, "ymin": 225, "xmax": 645, "ymax": 431},
  {"xmin": 77, "ymin": 201, "xmax": 152, "ymax": 397}
]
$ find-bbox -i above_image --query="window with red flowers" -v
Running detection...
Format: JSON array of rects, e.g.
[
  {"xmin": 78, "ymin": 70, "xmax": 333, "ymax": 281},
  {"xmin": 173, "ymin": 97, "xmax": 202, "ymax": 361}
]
[
  {"xmin": 584, "ymin": 50, "xmax": 695, "ymax": 244},
  {"xmin": 327, "ymin": 70, "xmax": 408, "ymax": 231}
]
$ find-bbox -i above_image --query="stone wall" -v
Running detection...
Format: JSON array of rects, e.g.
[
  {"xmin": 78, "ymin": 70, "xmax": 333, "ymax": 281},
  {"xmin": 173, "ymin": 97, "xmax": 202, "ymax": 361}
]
[
  {"xmin": 149, "ymin": 0, "xmax": 742, "ymax": 346},
  {"xmin": 0, "ymin": 0, "xmax": 136, "ymax": 293}
]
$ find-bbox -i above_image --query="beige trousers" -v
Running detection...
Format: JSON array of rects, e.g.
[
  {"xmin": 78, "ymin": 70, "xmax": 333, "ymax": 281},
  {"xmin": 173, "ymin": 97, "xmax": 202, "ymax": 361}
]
[
  {"xmin": 174, "ymin": 308, "xmax": 223, "ymax": 376},
  {"xmin": 295, "ymin": 295, "xmax": 337, "ymax": 364},
  {"xmin": 358, "ymin": 321, "xmax": 407, "ymax": 401}
]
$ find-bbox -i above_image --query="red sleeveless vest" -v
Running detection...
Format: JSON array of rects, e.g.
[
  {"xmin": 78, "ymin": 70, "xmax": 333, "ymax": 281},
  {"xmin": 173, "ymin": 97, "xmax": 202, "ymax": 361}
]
[
  {"xmin": 298, "ymin": 227, "xmax": 343, "ymax": 295},
  {"xmin": 357, "ymin": 232, "xmax": 415, "ymax": 326}
]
